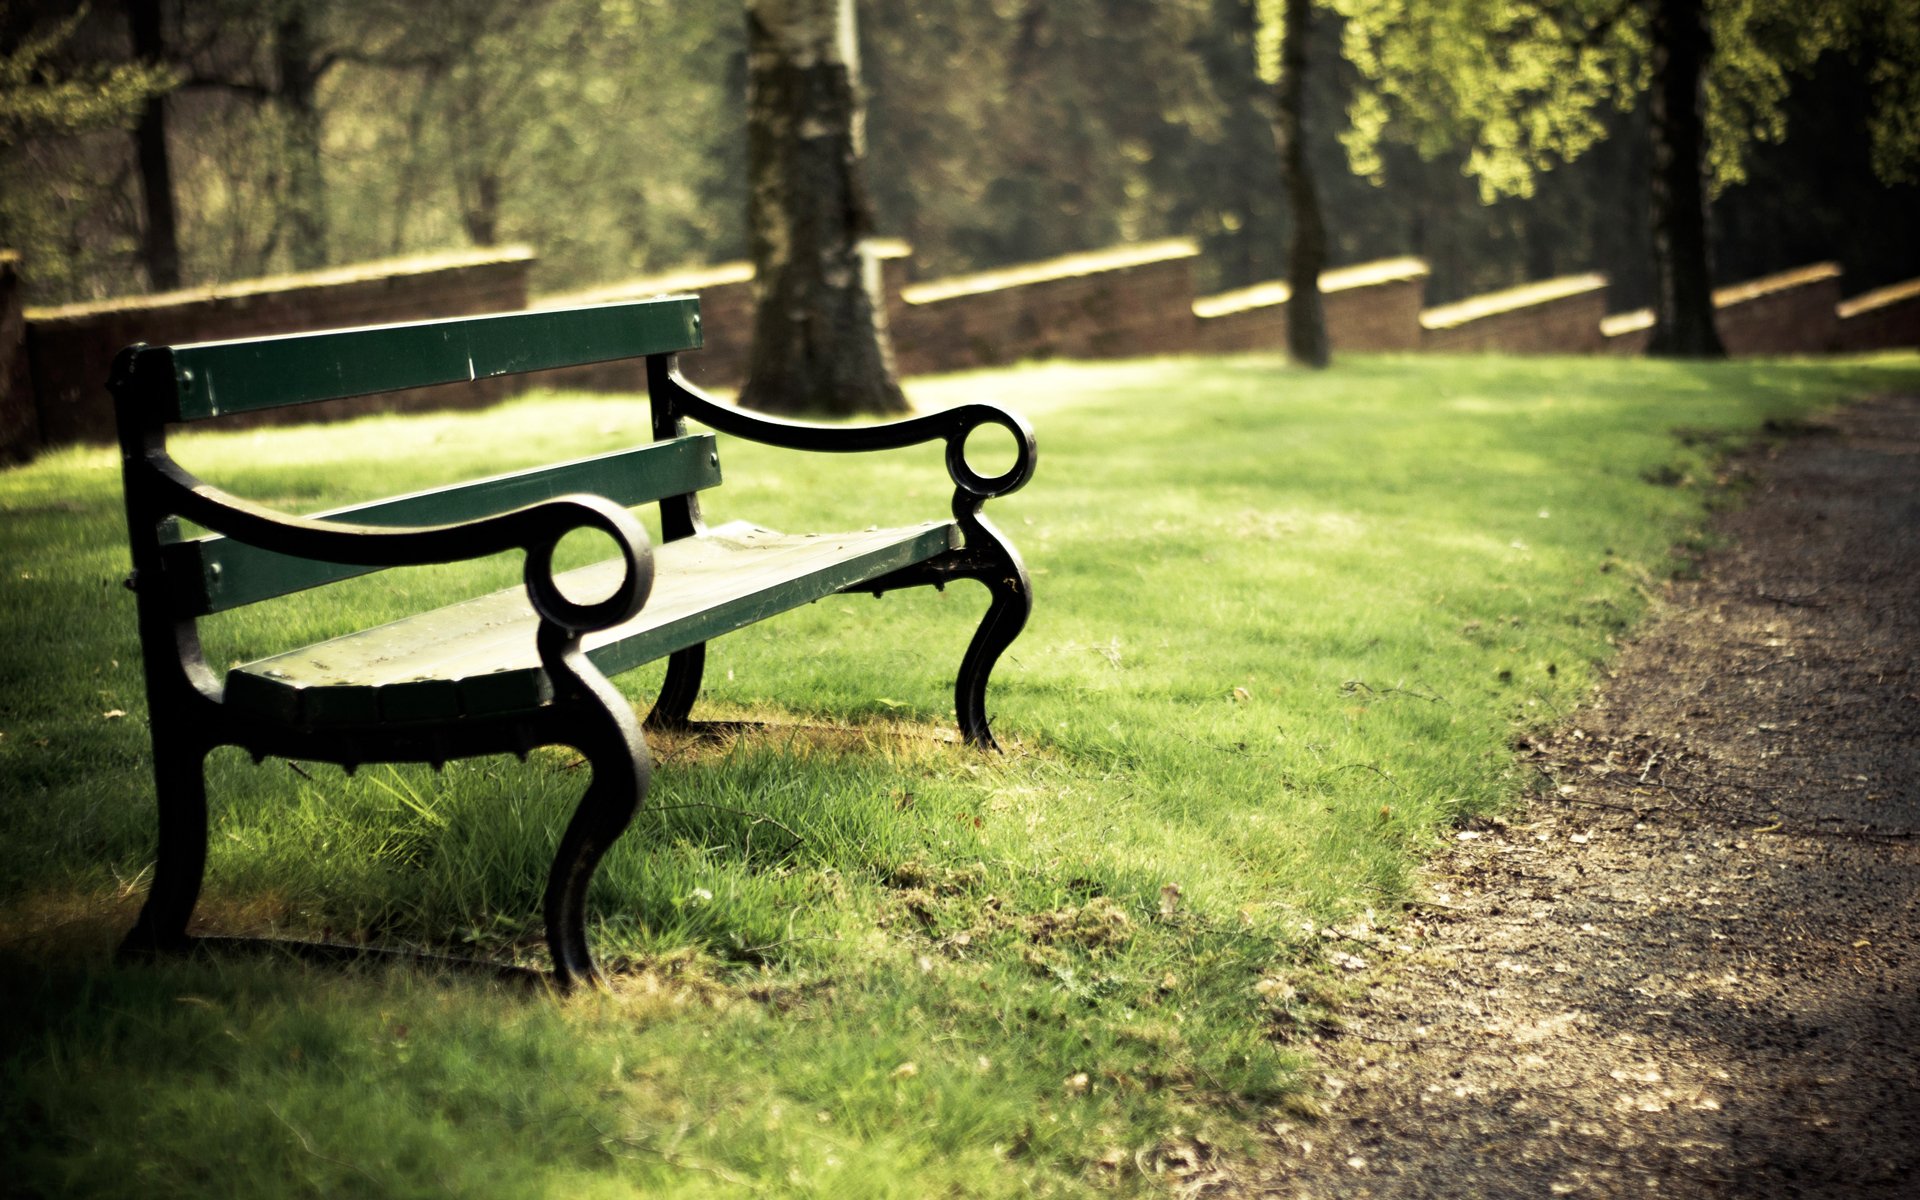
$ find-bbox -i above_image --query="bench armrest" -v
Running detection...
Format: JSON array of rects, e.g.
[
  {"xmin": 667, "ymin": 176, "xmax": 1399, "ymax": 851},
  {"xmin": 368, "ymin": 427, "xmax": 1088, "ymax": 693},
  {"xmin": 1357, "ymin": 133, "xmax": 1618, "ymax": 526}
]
[
  {"xmin": 143, "ymin": 455, "xmax": 652, "ymax": 636},
  {"xmin": 659, "ymin": 368, "xmax": 1036, "ymax": 507}
]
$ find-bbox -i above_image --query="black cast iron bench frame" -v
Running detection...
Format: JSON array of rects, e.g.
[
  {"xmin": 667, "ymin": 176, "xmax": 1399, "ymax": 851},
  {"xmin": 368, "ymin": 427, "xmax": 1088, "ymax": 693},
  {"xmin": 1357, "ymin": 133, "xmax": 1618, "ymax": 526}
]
[{"xmin": 111, "ymin": 295, "xmax": 1033, "ymax": 988}]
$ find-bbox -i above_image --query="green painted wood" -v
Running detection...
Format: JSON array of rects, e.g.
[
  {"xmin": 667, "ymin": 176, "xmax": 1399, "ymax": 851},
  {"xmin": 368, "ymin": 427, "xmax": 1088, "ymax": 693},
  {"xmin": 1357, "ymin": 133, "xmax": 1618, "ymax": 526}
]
[
  {"xmin": 140, "ymin": 297, "xmax": 702, "ymax": 422},
  {"xmin": 165, "ymin": 434, "xmax": 723, "ymax": 615},
  {"xmin": 223, "ymin": 521, "xmax": 960, "ymax": 725}
]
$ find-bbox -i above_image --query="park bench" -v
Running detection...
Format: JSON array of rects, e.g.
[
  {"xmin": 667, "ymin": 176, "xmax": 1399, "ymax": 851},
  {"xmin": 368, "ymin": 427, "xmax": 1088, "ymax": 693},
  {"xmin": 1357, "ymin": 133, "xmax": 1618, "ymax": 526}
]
[{"xmin": 111, "ymin": 295, "xmax": 1034, "ymax": 987}]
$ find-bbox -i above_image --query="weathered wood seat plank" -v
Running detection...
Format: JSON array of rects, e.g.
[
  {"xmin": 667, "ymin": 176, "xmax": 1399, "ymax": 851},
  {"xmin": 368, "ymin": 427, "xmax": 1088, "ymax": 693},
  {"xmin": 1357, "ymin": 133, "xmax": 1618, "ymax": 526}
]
[{"xmin": 229, "ymin": 520, "xmax": 958, "ymax": 725}]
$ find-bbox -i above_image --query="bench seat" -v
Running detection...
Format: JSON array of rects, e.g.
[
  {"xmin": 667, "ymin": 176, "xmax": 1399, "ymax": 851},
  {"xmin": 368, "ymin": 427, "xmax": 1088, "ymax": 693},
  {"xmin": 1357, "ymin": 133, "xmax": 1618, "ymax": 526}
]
[
  {"xmin": 111, "ymin": 296, "xmax": 1034, "ymax": 986},
  {"xmin": 227, "ymin": 519, "xmax": 959, "ymax": 727}
]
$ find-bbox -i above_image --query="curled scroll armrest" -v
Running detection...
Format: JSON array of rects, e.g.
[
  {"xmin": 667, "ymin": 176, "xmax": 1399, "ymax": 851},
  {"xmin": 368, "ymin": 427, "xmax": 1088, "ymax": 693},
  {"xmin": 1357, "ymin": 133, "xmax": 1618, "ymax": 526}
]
[
  {"xmin": 661, "ymin": 369, "xmax": 1036, "ymax": 502},
  {"xmin": 148, "ymin": 456, "xmax": 653, "ymax": 635}
]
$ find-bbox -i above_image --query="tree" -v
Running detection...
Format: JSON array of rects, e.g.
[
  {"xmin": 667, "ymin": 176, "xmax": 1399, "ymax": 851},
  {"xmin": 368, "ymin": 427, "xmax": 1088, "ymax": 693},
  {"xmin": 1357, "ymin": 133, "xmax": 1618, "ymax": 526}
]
[
  {"xmin": 1644, "ymin": 0, "xmax": 1720, "ymax": 355},
  {"xmin": 1261, "ymin": 0, "xmax": 1331, "ymax": 366},
  {"xmin": 1, "ymin": 4, "xmax": 165, "ymax": 147},
  {"xmin": 124, "ymin": 0, "xmax": 179, "ymax": 288},
  {"xmin": 0, "ymin": 1, "xmax": 173, "ymax": 296},
  {"xmin": 739, "ymin": 0, "xmax": 904, "ymax": 416},
  {"xmin": 1336, "ymin": 0, "xmax": 1920, "ymax": 357},
  {"xmin": 270, "ymin": 0, "xmax": 328, "ymax": 269}
]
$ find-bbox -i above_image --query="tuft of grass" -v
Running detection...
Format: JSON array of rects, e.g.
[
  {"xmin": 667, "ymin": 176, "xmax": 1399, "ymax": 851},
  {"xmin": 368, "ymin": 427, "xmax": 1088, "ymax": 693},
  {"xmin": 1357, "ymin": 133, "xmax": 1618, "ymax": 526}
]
[{"xmin": 4, "ymin": 351, "xmax": 1917, "ymax": 1195}]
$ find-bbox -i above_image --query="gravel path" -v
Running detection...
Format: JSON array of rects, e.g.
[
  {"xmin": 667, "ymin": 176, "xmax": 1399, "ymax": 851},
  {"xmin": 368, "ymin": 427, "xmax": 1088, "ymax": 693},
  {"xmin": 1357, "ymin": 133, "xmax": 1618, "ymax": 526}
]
[{"xmin": 1236, "ymin": 395, "xmax": 1920, "ymax": 1198}]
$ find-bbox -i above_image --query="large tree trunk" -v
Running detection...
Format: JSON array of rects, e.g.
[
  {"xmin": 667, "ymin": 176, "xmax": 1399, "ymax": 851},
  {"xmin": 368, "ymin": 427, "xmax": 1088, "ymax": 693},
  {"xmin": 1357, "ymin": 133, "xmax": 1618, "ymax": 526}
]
[
  {"xmin": 275, "ymin": 0, "xmax": 329, "ymax": 271},
  {"xmin": 741, "ymin": 0, "xmax": 905, "ymax": 416},
  {"xmin": 1273, "ymin": 0, "xmax": 1329, "ymax": 368},
  {"xmin": 126, "ymin": 0, "xmax": 180, "ymax": 291},
  {"xmin": 1645, "ymin": 0, "xmax": 1724, "ymax": 357}
]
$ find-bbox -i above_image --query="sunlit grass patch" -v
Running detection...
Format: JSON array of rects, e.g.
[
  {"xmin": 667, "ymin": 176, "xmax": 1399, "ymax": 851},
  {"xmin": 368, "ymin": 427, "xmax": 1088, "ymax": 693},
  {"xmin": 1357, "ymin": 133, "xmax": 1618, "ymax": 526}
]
[{"xmin": 4, "ymin": 351, "xmax": 1918, "ymax": 1195}]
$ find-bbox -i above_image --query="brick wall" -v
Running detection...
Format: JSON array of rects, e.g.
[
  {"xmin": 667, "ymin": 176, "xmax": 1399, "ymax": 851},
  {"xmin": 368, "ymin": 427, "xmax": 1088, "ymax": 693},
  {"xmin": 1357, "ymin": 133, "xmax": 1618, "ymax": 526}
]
[
  {"xmin": 1420, "ymin": 274, "xmax": 1609, "ymax": 354},
  {"xmin": 23, "ymin": 247, "xmax": 534, "ymax": 450},
  {"xmin": 541, "ymin": 240, "xmax": 1207, "ymax": 388},
  {"xmin": 1834, "ymin": 278, "xmax": 1920, "ymax": 352},
  {"xmin": 1193, "ymin": 257, "xmax": 1430, "ymax": 354},
  {"xmin": 1715, "ymin": 264, "xmax": 1842, "ymax": 355},
  {"xmin": 0, "ymin": 251, "xmax": 33, "ymax": 463},
  {"xmin": 530, "ymin": 241, "xmax": 918, "ymax": 395},
  {"xmin": 891, "ymin": 240, "xmax": 1201, "ymax": 375},
  {"xmin": 1604, "ymin": 264, "xmax": 1845, "ymax": 356},
  {"xmin": 10, "ymin": 242, "xmax": 1895, "ymax": 465},
  {"xmin": 1599, "ymin": 310, "xmax": 1652, "ymax": 356}
]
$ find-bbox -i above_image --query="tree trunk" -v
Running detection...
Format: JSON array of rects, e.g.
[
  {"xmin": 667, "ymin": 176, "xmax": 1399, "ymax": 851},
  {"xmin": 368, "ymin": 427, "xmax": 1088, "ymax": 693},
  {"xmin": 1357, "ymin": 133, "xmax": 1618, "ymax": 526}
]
[
  {"xmin": 740, "ymin": 0, "xmax": 905, "ymax": 416},
  {"xmin": 1645, "ymin": 0, "xmax": 1724, "ymax": 357},
  {"xmin": 126, "ymin": 0, "xmax": 180, "ymax": 291},
  {"xmin": 462, "ymin": 171, "xmax": 501, "ymax": 246},
  {"xmin": 275, "ymin": 0, "xmax": 329, "ymax": 272},
  {"xmin": 1273, "ymin": 0, "xmax": 1329, "ymax": 368}
]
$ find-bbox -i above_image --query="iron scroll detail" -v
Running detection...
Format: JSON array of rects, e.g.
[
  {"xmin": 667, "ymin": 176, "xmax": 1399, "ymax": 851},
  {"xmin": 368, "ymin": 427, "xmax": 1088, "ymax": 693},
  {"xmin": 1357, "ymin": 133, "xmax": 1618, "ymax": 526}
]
[{"xmin": 646, "ymin": 367, "xmax": 1036, "ymax": 750}]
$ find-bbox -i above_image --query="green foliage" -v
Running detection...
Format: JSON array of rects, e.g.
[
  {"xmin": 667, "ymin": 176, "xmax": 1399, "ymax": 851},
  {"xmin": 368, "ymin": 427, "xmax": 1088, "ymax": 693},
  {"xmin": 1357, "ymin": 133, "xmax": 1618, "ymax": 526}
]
[
  {"xmin": 1339, "ymin": 0, "xmax": 1638, "ymax": 199},
  {"xmin": 1334, "ymin": 0, "xmax": 1919, "ymax": 201},
  {"xmin": 317, "ymin": 0, "xmax": 746, "ymax": 288},
  {"xmin": 0, "ymin": 2, "xmax": 176, "ymax": 299},
  {"xmin": 5, "ymin": 354, "xmax": 1920, "ymax": 1192},
  {"xmin": 0, "ymin": 0, "xmax": 1913, "ymax": 315},
  {"xmin": 863, "ymin": 0, "xmax": 1235, "ymax": 279},
  {"xmin": 0, "ymin": 2, "xmax": 171, "ymax": 146},
  {"xmin": 1860, "ymin": 0, "xmax": 1920, "ymax": 184},
  {"xmin": 0, "ymin": 0, "xmax": 745, "ymax": 301}
]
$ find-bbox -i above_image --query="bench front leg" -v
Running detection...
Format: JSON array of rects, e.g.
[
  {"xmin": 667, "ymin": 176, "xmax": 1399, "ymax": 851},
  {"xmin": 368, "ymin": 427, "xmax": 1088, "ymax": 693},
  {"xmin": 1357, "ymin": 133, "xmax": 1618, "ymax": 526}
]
[
  {"xmin": 120, "ymin": 738, "xmax": 211, "ymax": 956},
  {"xmin": 538, "ymin": 631, "xmax": 651, "ymax": 990},
  {"xmin": 952, "ymin": 516, "xmax": 1032, "ymax": 751}
]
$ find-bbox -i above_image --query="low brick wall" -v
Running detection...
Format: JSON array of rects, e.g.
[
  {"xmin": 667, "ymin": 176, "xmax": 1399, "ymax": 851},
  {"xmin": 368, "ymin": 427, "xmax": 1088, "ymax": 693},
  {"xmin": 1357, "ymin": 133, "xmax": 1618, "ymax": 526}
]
[
  {"xmin": 531, "ymin": 241, "xmax": 914, "ymax": 395},
  {"xmin": 10, "ymin": 242, "xmax": 1895, "ymax": 464},
  {"xmin": 1834, "ymin": 278, "xmax": 1920, "ymax": 352},
  {"xmin": 1421, "ymin": 274, "xmax": 1608, "ymax": 354},
  {"xmin": 1604, "ymin": 264, "xmax": 1845, "ymax": 356},
  {"xmin": 1716, "ymin": 264, "xmax": 1842, "ymax": 355},
  {"xmin": 1, "ymin": 252, "xmax": 33, "ymax": 463},
  {"xmin": 24, "ymin": 247, "xmax": 534, "ymax": 449},
  {"xmin": 891, "ymin": 240, "xmax": 1201, "ymax": 375},
  {"xmin": 1193, "ymin": 257, "xmax": 1430, "ymax": 354},
  {"xmin": 1599, "ymin": 309, "xmax": 1653, "ymax": 356}
]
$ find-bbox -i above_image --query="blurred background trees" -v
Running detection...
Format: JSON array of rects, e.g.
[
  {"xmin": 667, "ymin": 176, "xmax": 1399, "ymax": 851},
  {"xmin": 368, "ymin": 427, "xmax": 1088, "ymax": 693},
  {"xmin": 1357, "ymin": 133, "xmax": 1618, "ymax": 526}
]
[{"xmin": 2, "ymin": 0, "xmax": 1915, "ymax": 321}]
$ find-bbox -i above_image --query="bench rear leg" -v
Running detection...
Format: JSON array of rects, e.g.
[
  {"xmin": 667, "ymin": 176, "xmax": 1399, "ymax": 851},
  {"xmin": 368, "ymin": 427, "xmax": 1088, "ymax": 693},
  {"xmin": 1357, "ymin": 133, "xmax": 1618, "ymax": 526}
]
[
  {"xmin": 954, "ymin": 528, "xmax": 1033, "ymax": 752},
  {"xmin": 121, "ymin": 741, "xmax": 210, "ymax": 956},
  {"xmin": 544, "ymin": 678, "xmax": 651, "ymax": 989},
  {"xmin": 645, "ymin": 645, "xmax": 705, "ymax": 730}
]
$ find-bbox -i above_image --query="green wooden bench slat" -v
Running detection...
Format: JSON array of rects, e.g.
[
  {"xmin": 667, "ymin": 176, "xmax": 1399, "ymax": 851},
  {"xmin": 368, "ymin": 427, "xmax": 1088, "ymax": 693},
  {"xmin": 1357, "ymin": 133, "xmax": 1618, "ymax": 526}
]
[
  {"xmin": 165, "ymin": 433, "xmax": 723, "ymax": 616},
  {"xmin": 223, "ymin": 521, "xmax": 959, "ymax": 726},
  {"xmin": 142, "ymin": 297, "xmax": 701, "ymax": 422}
]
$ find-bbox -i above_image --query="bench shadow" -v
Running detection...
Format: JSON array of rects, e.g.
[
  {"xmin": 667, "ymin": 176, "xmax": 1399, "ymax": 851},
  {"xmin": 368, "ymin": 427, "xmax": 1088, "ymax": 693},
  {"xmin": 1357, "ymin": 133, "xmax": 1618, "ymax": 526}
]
[{"xmin": 148, "ymin": 934, "xmax": 549, "ymax": 989}]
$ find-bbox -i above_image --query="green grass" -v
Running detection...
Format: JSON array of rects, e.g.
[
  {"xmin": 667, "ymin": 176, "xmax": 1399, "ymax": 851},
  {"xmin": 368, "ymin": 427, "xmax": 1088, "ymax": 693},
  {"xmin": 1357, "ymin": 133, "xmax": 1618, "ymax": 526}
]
[{"xmin": 5, "ymin": 351, "xmax": 1917, "ymax": 1196}]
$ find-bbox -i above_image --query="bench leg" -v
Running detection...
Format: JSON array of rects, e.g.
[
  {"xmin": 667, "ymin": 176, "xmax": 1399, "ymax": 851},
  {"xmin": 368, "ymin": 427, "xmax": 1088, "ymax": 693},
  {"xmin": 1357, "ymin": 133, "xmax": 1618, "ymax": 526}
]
[
  {"xmin": 121, "ymin": 741, "xmax": 210, "ymax": 956},
  {"xmin": 954, "ymin": 526, "xmax": 1033, "ymax": 752},
  {"xmin": 645, "ymin": 644, "xmax": 706, "ymax": 730},
  {"xmin": 543, "ymin": 671, "xmax": 652, "ymax": 990}
]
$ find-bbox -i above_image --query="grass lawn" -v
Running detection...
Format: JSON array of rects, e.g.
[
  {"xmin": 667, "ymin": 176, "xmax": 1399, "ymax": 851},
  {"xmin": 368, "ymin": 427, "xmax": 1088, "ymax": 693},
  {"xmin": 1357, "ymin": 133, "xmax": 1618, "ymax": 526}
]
[{"xmin": 4, "ymin": 351, "xmax": 1916, "ymax": 1196}]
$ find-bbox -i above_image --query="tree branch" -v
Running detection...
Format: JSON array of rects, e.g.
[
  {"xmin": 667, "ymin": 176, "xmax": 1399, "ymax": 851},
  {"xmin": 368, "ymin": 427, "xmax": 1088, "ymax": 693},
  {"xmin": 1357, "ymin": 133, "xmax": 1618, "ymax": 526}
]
[{"xmin": 181, "ymin": 74, "xmax": 272, "ymax": 100}]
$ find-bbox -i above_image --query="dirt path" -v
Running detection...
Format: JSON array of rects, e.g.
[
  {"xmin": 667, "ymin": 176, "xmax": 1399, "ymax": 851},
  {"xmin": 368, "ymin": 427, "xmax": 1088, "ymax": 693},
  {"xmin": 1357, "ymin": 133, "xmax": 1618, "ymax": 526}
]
[{"xmin": 1240, "ymin": 396, "xmax": 1920, "ymax": 1198}]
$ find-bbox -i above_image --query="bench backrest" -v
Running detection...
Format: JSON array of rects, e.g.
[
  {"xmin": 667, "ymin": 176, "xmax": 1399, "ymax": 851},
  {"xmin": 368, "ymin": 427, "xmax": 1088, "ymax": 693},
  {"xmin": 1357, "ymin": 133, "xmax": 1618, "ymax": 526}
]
[{"xmin": 116, "ymin": 297, "xmax": 711, "ymax": 616}]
